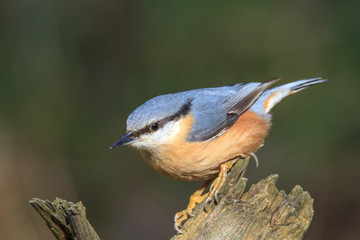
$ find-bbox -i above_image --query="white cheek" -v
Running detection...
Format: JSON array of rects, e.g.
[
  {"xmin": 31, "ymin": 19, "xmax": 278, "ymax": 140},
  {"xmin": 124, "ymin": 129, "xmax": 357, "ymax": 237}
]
[{"xmin": 131, "ymin": 120, "xmax": 181, "ymax": 150}]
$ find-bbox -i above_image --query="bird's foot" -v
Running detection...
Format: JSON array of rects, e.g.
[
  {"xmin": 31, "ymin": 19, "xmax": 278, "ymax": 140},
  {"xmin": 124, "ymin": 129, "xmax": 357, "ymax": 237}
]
[
  {"xmin": 174, "ymin": 157, "xmax": 244, "ymax": 233},
  {"xmin": 204, "ymin": 159, "xmax": 238, "ymax": 210},
  {"xmin": 174, "ymin": 180, "xmax": 211, "ymax": 233}
]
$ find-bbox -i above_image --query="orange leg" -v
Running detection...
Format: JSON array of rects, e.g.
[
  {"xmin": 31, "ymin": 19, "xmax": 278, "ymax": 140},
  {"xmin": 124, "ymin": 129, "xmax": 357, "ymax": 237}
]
[
  {"xmin": 174, "ymin": 179, "xmax": 211, "ymax": 233},
  {"xmin": 174, "ymin": 158, "xmax": 240, "ymax": 233},
  {"xmin": 205, "ymin": 158, "xmax": 238, "ymax": 205}
]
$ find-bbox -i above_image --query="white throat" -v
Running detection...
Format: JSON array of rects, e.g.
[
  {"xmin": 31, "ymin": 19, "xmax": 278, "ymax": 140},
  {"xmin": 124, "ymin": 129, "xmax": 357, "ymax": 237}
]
[{"xmin": 130, "ymin": 120, "xmax": 181, "ymax": 150}]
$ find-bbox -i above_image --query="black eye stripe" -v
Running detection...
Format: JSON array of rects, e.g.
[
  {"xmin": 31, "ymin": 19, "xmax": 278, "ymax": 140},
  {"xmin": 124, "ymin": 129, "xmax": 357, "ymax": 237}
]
[{"xmin": 132, "ymin": 99, "xmax": 193, "ymax": 136}]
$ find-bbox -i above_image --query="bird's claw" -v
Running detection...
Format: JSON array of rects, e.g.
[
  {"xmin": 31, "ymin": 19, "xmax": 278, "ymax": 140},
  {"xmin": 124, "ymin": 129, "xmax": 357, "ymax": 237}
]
[
  {"xmin": 205, "ymin": 196, "xmax": 212, "ymax": 206},
  {"xmin": 173, "ymin": 180, "xmax": 211, "ymax": 233},
  {"xmin": 209, "ymin": 182, "xmax": 214, "ymax": 192},
  {"xmin": 174, "ymin": 224, "xmax": 183, "ymax": 234},
  {"xmin": 204, "ymin": 197, "xmax": 212, "ymax": 213},
  {"xmin": 174, "ymin": 160, "xmax": 237, "ymax": 232},
  {"xmin": 250, "ymin": 152, "xmax": 259, "ymax": 167},
  {"xmin": 187, "ymin": 210, "xmax": 195, "ymax": 217},
  {"xmin": 174, "ymin": 196, "xmax": 207, "ymax": 233},
  {"xmin": 203, "ymin": 159, "xmax": 238, "ymax": 212},
  {"xmin": 214, "ymin": 190, "xmax": 220, "ymax": 203},
  {"xmin": 174, "ymin": 210, "xmax": 186, "ymax": 234}
]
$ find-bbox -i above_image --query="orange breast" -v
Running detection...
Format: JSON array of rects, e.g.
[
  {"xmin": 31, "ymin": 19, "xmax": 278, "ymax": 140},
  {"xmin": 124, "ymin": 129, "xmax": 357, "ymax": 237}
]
[{"xmin": 140, "ymin": 111, "xmax": 271, "ymax": 181}]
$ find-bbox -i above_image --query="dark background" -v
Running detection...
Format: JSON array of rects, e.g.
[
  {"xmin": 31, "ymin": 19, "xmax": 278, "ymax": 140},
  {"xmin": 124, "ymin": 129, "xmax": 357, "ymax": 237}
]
[{"xmin": 1, "ymin": 1, "xmax": 359, "ymax": 239}]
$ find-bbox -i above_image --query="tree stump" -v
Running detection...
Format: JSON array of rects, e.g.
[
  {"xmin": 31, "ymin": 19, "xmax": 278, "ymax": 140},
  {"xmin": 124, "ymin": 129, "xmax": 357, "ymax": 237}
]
[
  {"xmin": 30, "ymin": 158, "xmax": 313, "ymax": 240},
  {"xmin": 171, "ymin": 158, "xmax": 314, "ymax": 240}
]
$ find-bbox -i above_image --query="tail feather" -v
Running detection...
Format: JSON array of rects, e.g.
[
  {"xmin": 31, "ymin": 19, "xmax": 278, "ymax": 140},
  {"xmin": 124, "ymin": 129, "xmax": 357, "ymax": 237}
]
[
  {"xmin": 251, "ymin": 77, "xmax": 327, "ymax": 114},
  {"xmin": 290, "ymin": 78, "xmax": 327, "ymax": 93}
]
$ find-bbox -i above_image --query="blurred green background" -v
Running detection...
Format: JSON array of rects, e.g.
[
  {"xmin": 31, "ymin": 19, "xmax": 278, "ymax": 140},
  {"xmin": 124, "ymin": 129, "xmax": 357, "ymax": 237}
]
[{"xmin": 1, "ymin": 0, "xmax": 359, "ymax": 239}]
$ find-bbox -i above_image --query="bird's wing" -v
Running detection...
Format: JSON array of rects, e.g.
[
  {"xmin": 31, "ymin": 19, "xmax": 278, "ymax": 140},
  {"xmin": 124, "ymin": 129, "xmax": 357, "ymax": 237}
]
[{"xmin": 187, "ymin": 78, "xmax": 280, "ymax": 142}]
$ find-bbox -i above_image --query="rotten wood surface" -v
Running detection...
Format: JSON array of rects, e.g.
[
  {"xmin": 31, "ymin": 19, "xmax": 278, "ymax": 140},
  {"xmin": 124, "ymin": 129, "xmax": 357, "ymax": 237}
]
[
  {"xmin": 29, "ymin": 198, "xmax": 100, "ymax": 240},
  {"xmin": 171, "ymin": 158, "xmax": 314, "ymax": 240},
  {"xmin": 30, "ymin": 158, "xmax": 313, "ymax": 240}
]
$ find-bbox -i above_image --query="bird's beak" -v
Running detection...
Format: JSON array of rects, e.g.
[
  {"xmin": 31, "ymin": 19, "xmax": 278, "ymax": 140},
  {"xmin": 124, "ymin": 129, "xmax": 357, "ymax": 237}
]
[{"xmin": 110, "ymin": 131, "xmax": 136, "ymax": 149}]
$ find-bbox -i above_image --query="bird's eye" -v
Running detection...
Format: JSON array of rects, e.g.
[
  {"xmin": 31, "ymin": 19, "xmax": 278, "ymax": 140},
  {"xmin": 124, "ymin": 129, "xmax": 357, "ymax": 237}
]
[{"xmin": 151, "ymin": 122, "xmax": 160, "ymax": 131}]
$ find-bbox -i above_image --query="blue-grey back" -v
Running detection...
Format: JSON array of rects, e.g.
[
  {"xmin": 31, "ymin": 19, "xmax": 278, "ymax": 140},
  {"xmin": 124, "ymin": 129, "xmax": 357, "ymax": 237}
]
[
  {"xmin": 126, "ymin": 82, "xmax": 268, "ymax": 141},
  {"xmin": 126, "ymin": 84, "xmax": 244, "ymax": 130},
  {"xmin": 125, "ymin": 78, "xmax": 325, "ymax": 142}
]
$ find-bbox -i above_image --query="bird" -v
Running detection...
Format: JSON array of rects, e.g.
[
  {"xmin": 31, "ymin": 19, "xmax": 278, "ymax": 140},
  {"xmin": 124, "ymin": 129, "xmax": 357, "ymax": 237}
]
[{"xmin": 110, "ymin": 77, "xmax": 326, "ymax": 233}]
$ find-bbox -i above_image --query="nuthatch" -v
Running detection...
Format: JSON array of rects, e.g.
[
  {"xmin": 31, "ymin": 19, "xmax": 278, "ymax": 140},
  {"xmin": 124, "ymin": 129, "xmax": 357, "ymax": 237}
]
[{"xmin": 110, "ymin": 77, "xmax": 326, "ymax": 233}]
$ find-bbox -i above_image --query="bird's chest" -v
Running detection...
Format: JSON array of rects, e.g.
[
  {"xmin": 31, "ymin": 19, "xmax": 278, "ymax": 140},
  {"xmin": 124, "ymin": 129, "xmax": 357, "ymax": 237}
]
[
  {"xmin": 139, "ymin": 111, "xmax": 270, "ymax": 181},
  {"xmin": 139, "ymin": 146, "xmax": 218, "ymax": 181}
]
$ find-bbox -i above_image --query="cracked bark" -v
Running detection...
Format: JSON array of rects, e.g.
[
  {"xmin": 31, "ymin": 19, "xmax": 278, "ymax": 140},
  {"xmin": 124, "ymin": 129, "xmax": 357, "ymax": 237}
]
[
  {"xmin": 29, "ymin": 198, "xmax": 100, "ymax": 240},
  {"xmin": 171, "ymin": 158, "xmax": 314, "ymax": 240},
  {"xmin": 29, "ymin": 158, "xmax": 313, "ymax": 240}
]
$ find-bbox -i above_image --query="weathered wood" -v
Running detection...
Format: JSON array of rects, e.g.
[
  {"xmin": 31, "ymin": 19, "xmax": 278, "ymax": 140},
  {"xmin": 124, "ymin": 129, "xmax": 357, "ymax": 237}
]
[
  {"xmin": 171, "ymin": 158, "xmax": 314, "ymax": 240},
  {"xmin": 30, "ymin": 158, "xmax": 313, "ymax": 240},
  {"xmin": 29, "ymin": 198, "xmax": 100, "ymax": 240}
]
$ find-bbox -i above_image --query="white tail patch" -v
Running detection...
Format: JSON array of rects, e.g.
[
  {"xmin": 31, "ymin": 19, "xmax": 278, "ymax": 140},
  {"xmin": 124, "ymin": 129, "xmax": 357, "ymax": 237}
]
[
  {"xmin": 263, "ymin": 89, "xmax": 290, "ymax": 113},
  {"xmin": 254, "ymin": 77, "xmax": 327, "ymax": 114}
]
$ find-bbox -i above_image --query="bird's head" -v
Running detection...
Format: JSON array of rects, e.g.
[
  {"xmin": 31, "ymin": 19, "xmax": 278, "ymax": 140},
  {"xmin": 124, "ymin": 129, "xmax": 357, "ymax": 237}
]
[{"xmin": 110, "ymin": 94, "xmax": 193, "ymax": 151}]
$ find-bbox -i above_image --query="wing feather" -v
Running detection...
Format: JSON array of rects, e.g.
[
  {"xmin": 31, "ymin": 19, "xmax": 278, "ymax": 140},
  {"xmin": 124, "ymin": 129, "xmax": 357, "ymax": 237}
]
[
  {"xmin": 228, "ymin": 78, "xmax": 280, "ymax": 115},
  {"xmin": 187, "ymin": 78, "xmax": 280, "ymax": 142}
]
